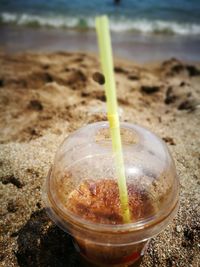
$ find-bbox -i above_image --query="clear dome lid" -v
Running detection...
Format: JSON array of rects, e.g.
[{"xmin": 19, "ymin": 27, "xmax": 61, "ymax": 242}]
[{"xmin": 47, "ymin": 122, "xmax": 179, "ymax": 232}]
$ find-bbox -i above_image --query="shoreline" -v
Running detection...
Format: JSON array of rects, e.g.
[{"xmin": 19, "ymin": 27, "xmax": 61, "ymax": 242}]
[{"xmin": 1, "ymin": 25, "xmax": 200, "ymax": 63}]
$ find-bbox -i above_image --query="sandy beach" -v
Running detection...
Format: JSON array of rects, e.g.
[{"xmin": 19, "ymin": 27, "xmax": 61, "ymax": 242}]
[{"xmin": 0, "ymin": 50, "xmax": 200, "ymax": 267}]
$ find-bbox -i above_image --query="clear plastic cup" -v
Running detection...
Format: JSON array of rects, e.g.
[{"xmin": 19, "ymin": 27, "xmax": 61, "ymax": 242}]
[{"xmin": 43, "ymin": 121, "xmax": 179, "ymax": 267}]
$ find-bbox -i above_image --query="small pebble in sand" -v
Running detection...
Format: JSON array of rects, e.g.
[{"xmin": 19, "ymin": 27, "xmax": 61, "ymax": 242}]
[
  {"xmin": 141, "ymin": 85, "xmax": 160, "ymax": 94},
  {"xmin": 176, "ymin": 226, "xmax": 182, "ymax": 233},
  {"xmin": 7, "ymin": 200, "xmax": 18, "ymax": 213},
  {"xmin": 186, "ymin": 65, "xmax": 200, "ymax": 77},
  {"xmin": 28, "ymin": 100, "xmax": 43, "ymax": 111},
  {"xmin": 162, "ymin": 136, "xmax": 176, "ymax": 145},
  {"xmin": 92, "ymin": 72, "xmax": 105, "ymax": 85},
  {"xmin": 0, "ymin": 78, "xmax": 4, "ymax": 87},
  {"xmin": 165, "ymin": 86, "xmax": 177, "ymax": 104},
  {"xmin": 178, "ymin": 100, "xmax": 196, "ymax": 111}
]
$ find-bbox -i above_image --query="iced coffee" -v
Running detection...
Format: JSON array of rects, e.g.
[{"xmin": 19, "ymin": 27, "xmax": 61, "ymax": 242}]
[{"xmin": 44, "ymin": 122, "xmax": 179, "ymax": 267}]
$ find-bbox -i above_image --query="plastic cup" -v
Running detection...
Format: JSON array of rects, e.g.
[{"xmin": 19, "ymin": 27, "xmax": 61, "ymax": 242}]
[{"xmin": 43, "ymin": 121, "xmax": 179, "ymax": 267}]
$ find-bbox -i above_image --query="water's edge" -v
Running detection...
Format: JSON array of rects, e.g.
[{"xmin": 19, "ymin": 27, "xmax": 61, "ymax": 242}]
[{"xmin": 1, "ymin": 25, "xmax": 200, "ymax": 63}]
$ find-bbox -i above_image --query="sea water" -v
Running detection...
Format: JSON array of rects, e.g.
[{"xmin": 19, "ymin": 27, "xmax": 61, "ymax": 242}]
[{"xmin": 1, "ymin": 0, "xmax": 200, "ymax": 35}]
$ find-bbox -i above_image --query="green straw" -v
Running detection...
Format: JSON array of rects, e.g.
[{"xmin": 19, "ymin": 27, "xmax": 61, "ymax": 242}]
[{"xmin": 95, "ymin": 15, "xmax": 130, "ymax": 223}]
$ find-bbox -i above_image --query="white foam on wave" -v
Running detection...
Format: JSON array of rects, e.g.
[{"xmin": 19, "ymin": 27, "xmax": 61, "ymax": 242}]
[
  {"xmin": 1, "ymin": 12, "xmax": 78, "ymax": 28},
  {"xmin": 1, "ymin": 12, "xmax": 17, "ymax": 23},
  {"xmin": 1, "ymin": 12, "xmax": 200, "ymax": 36},
  {"xmin": 109, "ymin": 18, "xmax": 200, "ymax": 35}
]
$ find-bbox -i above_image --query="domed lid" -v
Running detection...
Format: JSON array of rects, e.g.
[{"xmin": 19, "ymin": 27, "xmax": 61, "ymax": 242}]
[{"xmin": 47, "ymin": 122, "xmax": 179, "ymax": 233}]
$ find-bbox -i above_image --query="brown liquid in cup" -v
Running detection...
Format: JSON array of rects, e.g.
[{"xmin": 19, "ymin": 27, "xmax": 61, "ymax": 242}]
[
  {"xmin": 66, "ymin": 179, "xmax": 154, "ymax": 224},
  {"xmin": 64, "ymin": 179, "xmax": 155, "ymax": 266}
]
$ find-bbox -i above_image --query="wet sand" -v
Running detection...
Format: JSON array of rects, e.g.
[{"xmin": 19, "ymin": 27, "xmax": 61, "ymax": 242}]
[
  {"xmin": 0, "ymin": 51, "xmax": 200, "ymax": 267},
  {"xmin": 1, "ymin": 25, "xmax": 200, "ymax": 63}
]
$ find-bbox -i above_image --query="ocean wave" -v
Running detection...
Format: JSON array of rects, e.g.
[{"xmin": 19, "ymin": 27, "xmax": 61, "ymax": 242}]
[{"xmin": 1, "ymin": 12, "xmax": 200, "ymax": 35}]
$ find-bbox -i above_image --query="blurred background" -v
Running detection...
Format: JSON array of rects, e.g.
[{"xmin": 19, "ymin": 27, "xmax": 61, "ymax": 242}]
[{"xmin": 0, "ymin": 0, "xmax": 200, "ymax": 62}]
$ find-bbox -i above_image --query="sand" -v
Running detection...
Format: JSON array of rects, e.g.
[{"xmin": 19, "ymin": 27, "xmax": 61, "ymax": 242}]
[{"xmin": 0, "ymin": 51, "xmax": 200, "ymax": 267}]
